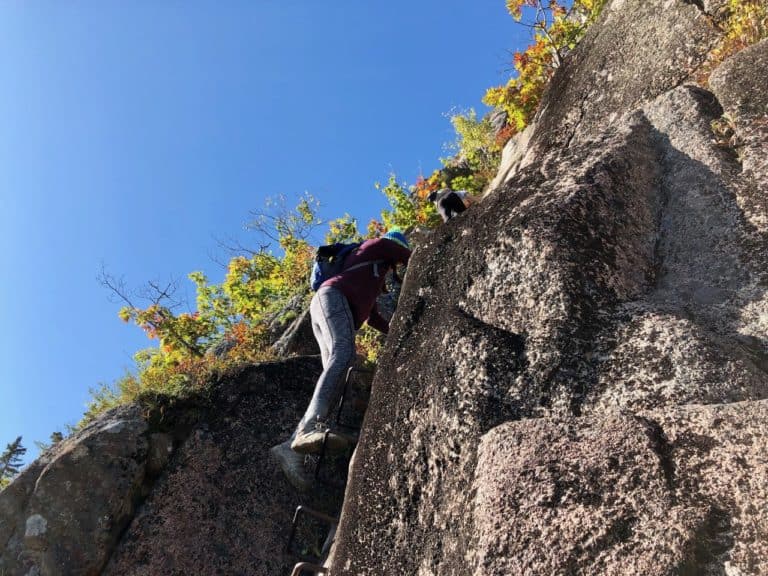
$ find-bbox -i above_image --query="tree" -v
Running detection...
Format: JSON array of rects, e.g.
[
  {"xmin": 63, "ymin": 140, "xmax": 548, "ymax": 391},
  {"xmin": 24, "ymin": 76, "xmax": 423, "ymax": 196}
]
[
  {"xmin": 34, "ymin": 431, "xmax": 64, "ymax": 453},
  {"xmin": 325, "ymin": 214, "xmax": 364, "ymax": 245},
  {"xmin": 98, "ymin": 266, "xmax": 212, "ymax": 358},
  {"xmin": 0, "ymin": 436, "xmax": 26, "ymax": 489},
  {"xmin": 442, "ymin": 108, "xmax": 502, "ymax": 194},
  {"xmin": 484, "ymin": 0, "xmax": 607, "ymax": 133},
  {"xmin": 698, "ymin": 0, "xmax": 768, "ymax": 81}
]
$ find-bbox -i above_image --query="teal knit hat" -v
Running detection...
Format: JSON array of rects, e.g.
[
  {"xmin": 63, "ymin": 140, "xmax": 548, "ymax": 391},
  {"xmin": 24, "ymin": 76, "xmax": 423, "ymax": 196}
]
[{"xmin": 383, "ymin": 229, "xmax": 409, "ymax": 249}]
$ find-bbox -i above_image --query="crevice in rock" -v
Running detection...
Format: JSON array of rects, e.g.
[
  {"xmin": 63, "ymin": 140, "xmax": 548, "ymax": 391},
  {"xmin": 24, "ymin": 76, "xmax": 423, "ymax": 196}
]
[
  {"xmin": 648, "ymin": 136, "xmax": 672, "ymax": 292},
  {"xmin": 636, "ymin": 416, "xmax": 676, "ymax": 495},
  {"xmin": 731, "ymin": 334, "xmax": 768, "ymax": 376},
  {"xmin": 681, "ymin": 0, "xmax": 707, "ymax": 16},
  {"xmin": 676, "ymin": 506, "xmax": 735, "ymax": 576},
  {"xmin": 392, "ymin": 296, "xmax": 427, "ymax": 355},
  {"xmin": 565, "ymin": 90, "xmax": 590, "ymax": 149},
  {"xmin": 450, "ymin": 306, "xmax": 529, "ymax": 429}
]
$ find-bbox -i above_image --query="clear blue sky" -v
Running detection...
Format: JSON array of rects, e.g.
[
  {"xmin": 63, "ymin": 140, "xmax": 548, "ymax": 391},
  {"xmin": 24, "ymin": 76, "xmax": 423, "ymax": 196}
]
[{"xmin": 0, "ymin": 1, "xmax": 526, "ymax": 463}]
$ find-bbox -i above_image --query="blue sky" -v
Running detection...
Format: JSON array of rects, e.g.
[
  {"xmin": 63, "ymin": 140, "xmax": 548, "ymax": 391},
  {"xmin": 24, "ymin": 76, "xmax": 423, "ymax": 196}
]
[{"xmin": 0, "ymin": 1, "xmax": 526, "ymax": 463}]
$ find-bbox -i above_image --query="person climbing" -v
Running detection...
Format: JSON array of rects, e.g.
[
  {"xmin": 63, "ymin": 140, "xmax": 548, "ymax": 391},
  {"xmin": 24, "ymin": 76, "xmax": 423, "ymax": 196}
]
[
  {"xmin": 271, "ymin": 229, "xmax": 412, "ymax": 490},
  {"xmin": 427, "ymin": 188, "xmax": 472, "ymax": 222}
]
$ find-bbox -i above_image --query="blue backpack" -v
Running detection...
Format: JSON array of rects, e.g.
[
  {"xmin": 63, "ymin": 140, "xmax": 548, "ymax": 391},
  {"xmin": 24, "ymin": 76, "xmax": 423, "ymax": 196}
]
[{"xmin": 309, "ymin": 242, "xmax": 385, "ymax": 291}]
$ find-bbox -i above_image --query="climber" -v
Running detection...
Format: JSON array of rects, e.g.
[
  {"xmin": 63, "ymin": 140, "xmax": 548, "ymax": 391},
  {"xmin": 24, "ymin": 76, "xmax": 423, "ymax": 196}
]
[
  {"xmin": 427, "ymin": 188, "xmax": 472, "ymax": 222},
  {"xmin": 271, "ymin": 229, "xmax": 412, "ymax": 490}
]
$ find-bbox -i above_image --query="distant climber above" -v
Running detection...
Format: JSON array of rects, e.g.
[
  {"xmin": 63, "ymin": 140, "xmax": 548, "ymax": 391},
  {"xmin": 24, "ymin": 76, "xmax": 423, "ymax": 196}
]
[
  {"xmin": 428, "ymin": 188, "xmax": 471, "ymax": 222},
  {"xmin": 271, "ymin": 230, "xmax": 411, "ymax": 488}
]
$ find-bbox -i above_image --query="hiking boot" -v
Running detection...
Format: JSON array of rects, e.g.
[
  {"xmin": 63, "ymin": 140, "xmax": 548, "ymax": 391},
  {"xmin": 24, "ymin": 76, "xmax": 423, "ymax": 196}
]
[
  {"xmin": 290, "ymin": 420, "xmax": 351, "ymax": 455},
  {"xmin": 270, "ymin": 440, "xmax": 312, "ymax": 492}
]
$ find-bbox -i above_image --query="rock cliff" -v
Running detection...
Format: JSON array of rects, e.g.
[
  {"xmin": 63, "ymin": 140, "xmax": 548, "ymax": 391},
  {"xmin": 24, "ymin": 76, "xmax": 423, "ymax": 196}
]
[
  {"xmin": 331, "ymin": 1, "xmax": 768, "ymax": 574},
  {"xmin": 2, "ymin": 1, "xmax": 767, "ymax": 575},
  {"xmin": 0, "ymin": 358, "xmax": 339, "ymax": 576}
]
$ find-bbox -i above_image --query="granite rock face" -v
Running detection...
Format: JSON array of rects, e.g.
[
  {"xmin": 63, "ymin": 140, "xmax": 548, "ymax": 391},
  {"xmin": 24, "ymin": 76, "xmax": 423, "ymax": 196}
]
[
  {"xmin": 102, "ymin": 357, "xmax": 327, "ymax": 576},
  {"xmin": 3, "ymin": 3, "xmax": 767, "ymax": 575},
  {"xmin": 102, "ymin": 357, "xmax": 328, "ymax": 576},
  {"xmin": 0, "ymin": 405, "xmax": 150, "ymax": 576},
  {"xmin": 331, "ymin": 2, "xmax": 768, "ymax": 574},
  {"xmin": 528, "ymin": 0, "xmax": 724, "ymax": 154},
  {"xmin": 473, "ymin": 402, "xmax": 768, "ymax": 576},
  {"xmin": 0, "ymin": 358, "xmax": 326, "ymax": 576},
  {"xmin": 709, "ymin": 38, "xmax": 768, "ymax": 236}
]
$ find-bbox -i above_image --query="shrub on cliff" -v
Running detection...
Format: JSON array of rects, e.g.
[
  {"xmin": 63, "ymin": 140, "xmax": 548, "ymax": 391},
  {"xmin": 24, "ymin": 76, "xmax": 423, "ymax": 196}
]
[
  {"xmin": 484, "ymin": 0, "xmax": 607, "ymax": 135},
  {"xmin": 698, "ymin": 0, "xmax": 768, "ymax": 82}
]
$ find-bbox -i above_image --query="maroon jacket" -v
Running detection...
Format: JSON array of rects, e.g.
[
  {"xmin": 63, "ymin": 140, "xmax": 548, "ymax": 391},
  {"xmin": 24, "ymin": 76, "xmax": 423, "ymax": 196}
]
[{"xmin": 322, "ymin": 237, "xmax": 411, "ymax": 333}]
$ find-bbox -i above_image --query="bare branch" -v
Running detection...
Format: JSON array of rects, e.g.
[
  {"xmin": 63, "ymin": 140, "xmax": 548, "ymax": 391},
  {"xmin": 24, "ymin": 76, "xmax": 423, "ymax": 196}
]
[
  {"xmin": 142, "ymin": 279, "xmax": 181, "ymax": 308},
  {"xmin": 97, "ymin": 263, "xmax": 135, "ymax": 308},
  {"xmin": 245, "ymin": 192, "xmax": 324, "ymax": 249},
  {"xmin": 99, "ymin": 263, "xmax": 187, "ymax": 311},
  {"xmin": 208, "ymin": 247, "xmax": 231, "ymax": 271},
  {"xmin": 212, "ymin": 233, "xmax": 268, "ymax": 258}
]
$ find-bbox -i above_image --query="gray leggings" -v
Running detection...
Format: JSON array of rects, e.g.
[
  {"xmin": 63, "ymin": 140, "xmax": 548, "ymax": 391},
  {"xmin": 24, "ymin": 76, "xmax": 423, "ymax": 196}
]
[{"xmin": 296, "ymin": 286, "xmax": 356, "ymax": 435}]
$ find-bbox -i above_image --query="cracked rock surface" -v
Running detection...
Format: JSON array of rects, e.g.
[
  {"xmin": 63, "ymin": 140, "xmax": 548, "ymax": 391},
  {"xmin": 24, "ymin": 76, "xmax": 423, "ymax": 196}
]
[
  {"xmin": 472, "ymin": 402, "xmax": 768, "ymax": 576},
  {"xmin": 331, "ymin": 2, "xmax": 768, "ymax": 575}
]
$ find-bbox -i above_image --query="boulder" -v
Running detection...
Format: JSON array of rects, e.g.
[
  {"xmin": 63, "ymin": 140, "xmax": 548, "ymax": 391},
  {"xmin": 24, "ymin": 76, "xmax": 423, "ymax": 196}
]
[
  {"xmin": 272, "ymin": 307, "xmax": 319, "ymax": 357},
  {"xmin": 484, "ymin": 121, "xmax": 536, "ymax": 194},
  {"xmin": 529, "ymin": 0, "xmax": 722, "ymax": 154},
  {"xmin": 472, "ymin": 402, "xmax": 768, "ymax": 575},
  {"xmin": 0, "ymin": 405, "xmax": 151, "ymax": 576},
  {"xmin": 101, "ymin": 357, "xmax": 331, "ymax": 576},
  {"xmin": 205, "ymin": 337, "xmax": 237, "ymax": 359},
  {"xmin": 488, "ymin": 107, "xmax": 508, "ymax": 136},
  {"xmin": 1, "ymin": 358, "xmax": 331, "ymax": 576},
  {"xmin": 265, "ymin": 294, "xmax": 307, "ymax": 344},
  {"xmin": 709, "ymin": 38, "xmax": 768, "ymax": 235}
]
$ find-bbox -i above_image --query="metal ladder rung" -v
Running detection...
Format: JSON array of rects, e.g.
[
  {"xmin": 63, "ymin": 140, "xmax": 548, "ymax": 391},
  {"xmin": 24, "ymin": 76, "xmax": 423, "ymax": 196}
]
[
  {"xmin": 290, "ymin": 562, "xmax": 328, "ymax": 576},
  {"xmin": 314, "ymin": 429, "xmax": 356, "ymax": 487},
  {"xmin": 286, "ymin": 505, "xmax": 339, "ymax": 559},
  {"xmin": 335, "ymin": 366, "xmax": 372, "ymax": 431}
]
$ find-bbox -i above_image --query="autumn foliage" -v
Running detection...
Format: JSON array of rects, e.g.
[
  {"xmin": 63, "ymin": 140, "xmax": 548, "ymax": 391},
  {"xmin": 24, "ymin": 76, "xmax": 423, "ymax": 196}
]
[
  {"xmin": 697, "ymin": 0, "xmax": 768, "ymax": 82},
  {"xmin": 484, "ymin": 0, "xmax": 607, "ymax": 134}
]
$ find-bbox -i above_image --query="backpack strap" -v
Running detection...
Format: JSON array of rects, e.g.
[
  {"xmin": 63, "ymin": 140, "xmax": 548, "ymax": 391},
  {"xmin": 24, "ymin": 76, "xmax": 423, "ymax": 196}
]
[{"xmin": 343, "ymin": 259, "xmax": 387, "ymax": 277}]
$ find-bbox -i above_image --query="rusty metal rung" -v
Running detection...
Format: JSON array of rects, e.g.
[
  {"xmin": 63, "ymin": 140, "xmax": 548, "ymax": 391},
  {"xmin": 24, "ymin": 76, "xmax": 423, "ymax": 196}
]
[
  {"xmin": 314, "ymin": 429, "xmax": 355, "ymax": 486},
  {"xmin": 290, "ymin": 562, "xmax": 328, "ymax": 576},
  {"xmin": 286, "ymin": 505, "xmax": 339, "ymax": 558},
  {"xmin": 335, "ymin": 367, "xmax": 372, "ymax": 431}
]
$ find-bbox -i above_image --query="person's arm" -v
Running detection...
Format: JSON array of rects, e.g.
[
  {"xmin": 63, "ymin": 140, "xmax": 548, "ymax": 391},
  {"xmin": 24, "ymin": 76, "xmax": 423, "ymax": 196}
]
[
  {"xmin": 367, "ymin": 304, "xmax": 389, "ymax": 334},
  {"xmin": 387, "ymin": 242, "xmax": 412, "ymax": 266},
  {"xmin": 385, "ymin": 242, "xmax": 411, "ymax": 286}
]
